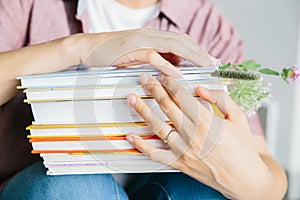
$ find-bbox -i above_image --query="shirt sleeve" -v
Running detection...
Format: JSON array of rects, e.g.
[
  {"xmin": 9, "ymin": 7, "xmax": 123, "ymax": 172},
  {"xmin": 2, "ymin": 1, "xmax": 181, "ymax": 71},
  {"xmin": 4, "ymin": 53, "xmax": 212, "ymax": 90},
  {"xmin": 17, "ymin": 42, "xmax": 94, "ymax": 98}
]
[
  {"xmin": 0, "ymin": 0, "xmax": 33, "ymax": 52},
  {"xmin": 189, "ymin": 0, "xmax": 244, "ymax": 63}
]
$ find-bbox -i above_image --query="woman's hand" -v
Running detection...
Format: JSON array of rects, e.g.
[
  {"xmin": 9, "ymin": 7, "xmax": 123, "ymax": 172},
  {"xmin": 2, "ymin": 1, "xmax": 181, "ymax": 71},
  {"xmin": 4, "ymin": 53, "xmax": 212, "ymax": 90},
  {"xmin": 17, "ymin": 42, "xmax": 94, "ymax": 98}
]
[
  {"xmin": 80, "ymin": 28, "xmax": 218, "ymax": 77},
  {"xmin": 0, "ymin": 28, "xmax": 217, "ymax": 105},
  {"xmin": 126, "ymin": 73, "xmax": 285, "ymax": 199}
]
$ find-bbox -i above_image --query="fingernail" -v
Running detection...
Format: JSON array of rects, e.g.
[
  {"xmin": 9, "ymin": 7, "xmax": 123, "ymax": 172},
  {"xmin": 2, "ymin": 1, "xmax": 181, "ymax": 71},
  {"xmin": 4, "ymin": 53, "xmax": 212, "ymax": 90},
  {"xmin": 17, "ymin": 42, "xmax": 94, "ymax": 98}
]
[
  {"xmin": 139, "ymin": 73, "xmax": 149, "ymax": 84},
  {"xmin": 132, "ymin": 134, "xmax": 142, "ymax": 139},
  {"xmin": 126, "ymin": 134, "xmax": 134, "ymax": 143},
  {"xmin": 157, "ymin": 73, "xmax": 165, "ymax": 81},
  {"xmin": 126, "ymin": 134, "xmax": 142, "ymax": 143},
  {"xmin": 127, "ymin": 94, "xmax": 137, "ymax": 105}
]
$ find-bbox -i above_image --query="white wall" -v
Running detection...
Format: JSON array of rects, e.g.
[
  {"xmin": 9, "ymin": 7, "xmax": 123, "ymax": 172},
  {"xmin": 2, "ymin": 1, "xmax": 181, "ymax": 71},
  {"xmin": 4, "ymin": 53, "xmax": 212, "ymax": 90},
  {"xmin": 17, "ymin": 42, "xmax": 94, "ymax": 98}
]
[
  {"xmin": 210, "ymin": 0, "xmax": 300, "ymax": 198},
  {"xmin": 288, "ymin": 19, "xmax": 300, "ymax": 200}
]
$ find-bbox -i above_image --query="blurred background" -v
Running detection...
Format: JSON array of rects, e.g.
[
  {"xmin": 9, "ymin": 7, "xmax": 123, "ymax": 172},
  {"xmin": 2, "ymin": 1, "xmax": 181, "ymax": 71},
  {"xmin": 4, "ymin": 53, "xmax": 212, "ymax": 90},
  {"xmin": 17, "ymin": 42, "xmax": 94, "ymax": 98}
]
[{"xmin": 210, "ymin": 0, "xmax": 300, "ymax": 199}]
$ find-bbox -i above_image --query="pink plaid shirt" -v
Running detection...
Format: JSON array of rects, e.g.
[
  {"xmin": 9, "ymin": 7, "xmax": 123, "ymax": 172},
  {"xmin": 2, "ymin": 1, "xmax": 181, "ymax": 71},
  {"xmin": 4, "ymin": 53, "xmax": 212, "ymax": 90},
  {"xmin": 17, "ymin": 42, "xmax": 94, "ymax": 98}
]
[{"xmin": 0, "ymin": 0, "xmax": 253, "ymax": 184}]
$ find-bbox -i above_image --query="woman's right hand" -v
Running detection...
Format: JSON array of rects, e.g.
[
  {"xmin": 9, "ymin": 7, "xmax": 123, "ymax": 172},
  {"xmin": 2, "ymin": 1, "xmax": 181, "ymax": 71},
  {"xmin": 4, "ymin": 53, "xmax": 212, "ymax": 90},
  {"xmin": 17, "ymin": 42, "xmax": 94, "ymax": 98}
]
[{"xmin": 126, "ymin": 73, "xmax": 287, "ymax": 200}]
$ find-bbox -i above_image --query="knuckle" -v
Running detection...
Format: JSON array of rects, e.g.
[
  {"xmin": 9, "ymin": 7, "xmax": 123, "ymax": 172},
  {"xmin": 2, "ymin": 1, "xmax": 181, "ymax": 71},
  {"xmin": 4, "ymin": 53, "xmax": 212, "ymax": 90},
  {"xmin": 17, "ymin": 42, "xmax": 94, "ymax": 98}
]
[
  {"xmin": 147, "ymin": 152, "xmax": 156, "ymax": 160},
  {"xmin": 145, "ymin": 81, "xmax": 160, "ymax": 93},
  {"xmin": 153, "ymin": 123, "xmax": 168, "ymax": 136},
  {"xmin": 212, "ymin": 90, "xmax": 224, "ymax": 102},
  {"xmin": 132, "ymin": 138, "xmax": 141, "ymax": 147},
  {"xmin": 161, "ymin": 76, "xmax": 173, "ymax": 87},
  {"xmin": 134, "ymin": 99, "xmax": 146, "ymax": 114},
  {"xmin": 171, "ymin": 161, "xmax": 182, "ymax": 170},
  {"xmin": 162, "ymin": 37, "xmax": 175, "ymax": 45},
  {"xmin": 157, "ymin": 97, "xmax": 173, "ymax": 113},
  {"xmin": 171, "ymin": 87, "xmax": 183, "ymax": 99},
  {"xmin": 148, "ymin": 150, "xmax": 162, "ymax": 162},
  {"xmin": 138, "ymin": 107, "xmax": 151, "ymax": 120},
  {"xmin": 146, "ymin": 50, "xmax": 158, "ymax": 61}
]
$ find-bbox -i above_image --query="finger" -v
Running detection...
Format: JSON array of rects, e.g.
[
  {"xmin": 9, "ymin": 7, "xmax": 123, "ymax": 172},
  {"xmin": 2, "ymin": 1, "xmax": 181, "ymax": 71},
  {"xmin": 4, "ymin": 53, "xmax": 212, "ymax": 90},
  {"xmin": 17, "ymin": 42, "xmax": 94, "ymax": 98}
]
[
  {"xmin": 160, "ymin": 53, "xmax": 183, "ymax": 65},
  {"xmin": 83, "ymin": 29, "xmax": 217, "ymax": 74},
  {"xmin": 115, "ymin": 61, "xmax": 144, "ymax": 68},
  {"xmin": 140, "ymin": 29, "xmax": 218, "ymax": 66},
  {"xmin": 127, "ymin": 93, "xmax": 175, "ymax": 139},
  {"xmin": 127, "ymin": 93, "xmax": 189, "ymax": 153},
  {"xmin": 119, "ymin": 49, "xmax": 182, "ymax": 77},
  {"xmin": 158, "ymin": 74, "xmax": 211, "ymax": 123},
  {"xmin": 196, "ymin": 86, "xmax": 244, "ymax": 121},
  {"xmin": 138, "ymin": 73, "xmax": 194, "ymax": 134},
  {"xmin": 126, "ymin": 133, "xmax": 181, "ymax": 167}
]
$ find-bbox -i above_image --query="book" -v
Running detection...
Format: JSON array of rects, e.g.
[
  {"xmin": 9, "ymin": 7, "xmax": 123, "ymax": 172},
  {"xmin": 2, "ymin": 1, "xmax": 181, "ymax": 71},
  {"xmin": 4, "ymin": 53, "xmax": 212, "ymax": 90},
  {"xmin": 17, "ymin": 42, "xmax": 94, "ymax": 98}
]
[
  {"xmin": 27, "ymin": 122, "xmax": 154, "ymax": 137},
  {"xmin": 18, "ymin": 65, "xmax": 218, "ymax": 88},
  {"xmin": 30, "ymin": 135, "xmax": 164, "ymax": 151},
  {"xmin": 45, "ymin": 164, "xmax": 176, "ymax": 175},
  {"xmin": 19, "ymin": 64, "xmax": 226, "ymax": 175},
  {"xmin": 41, "ymin": 153, "xmax": 177, "ymax": 175},
  {"xmin": 28, "ymin": 98, "xmax": 211, "ymax": 124},
  {"xmin": 23, "ymin": 82, "xmax": 227, "ymax": 101}
]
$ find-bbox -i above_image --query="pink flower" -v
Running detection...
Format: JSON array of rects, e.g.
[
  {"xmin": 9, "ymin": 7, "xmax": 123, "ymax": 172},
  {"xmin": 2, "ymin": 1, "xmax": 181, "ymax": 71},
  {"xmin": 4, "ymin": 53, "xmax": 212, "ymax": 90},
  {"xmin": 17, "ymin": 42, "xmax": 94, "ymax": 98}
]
[
  {"xmin": 282, "ymin": 66, "xmax": 300, "ymax": 83},
  {"xmin": 290, "ymin": 67, "xmax": 300, "ymax": 81}
]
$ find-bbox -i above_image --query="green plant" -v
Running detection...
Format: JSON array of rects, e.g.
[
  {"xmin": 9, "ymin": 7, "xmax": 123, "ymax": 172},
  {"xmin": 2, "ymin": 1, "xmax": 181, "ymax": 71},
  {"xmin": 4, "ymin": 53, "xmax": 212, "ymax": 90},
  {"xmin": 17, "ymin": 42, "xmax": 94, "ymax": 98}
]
[{"xmin": 211, "ymin": 60, "xmax": 299, "ymax": 114}]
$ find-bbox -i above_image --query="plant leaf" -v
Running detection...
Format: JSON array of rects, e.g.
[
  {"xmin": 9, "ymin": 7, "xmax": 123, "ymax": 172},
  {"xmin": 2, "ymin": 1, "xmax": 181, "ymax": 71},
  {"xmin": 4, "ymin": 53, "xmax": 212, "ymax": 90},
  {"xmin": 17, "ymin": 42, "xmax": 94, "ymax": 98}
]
[
  {"xmin": 219, "ymin": 63, "xmax": 231, "ymax": 69},
  {"xmin": 259, "ymin": 68, "xmax": 280, "ymax": 76},
  {"xmin": 242, "ymin": 60, "xmax": 255, "ymax": 65},
  {"xmin": 242, "ymin": 60, "xmax": 261, "ymax": 70}
]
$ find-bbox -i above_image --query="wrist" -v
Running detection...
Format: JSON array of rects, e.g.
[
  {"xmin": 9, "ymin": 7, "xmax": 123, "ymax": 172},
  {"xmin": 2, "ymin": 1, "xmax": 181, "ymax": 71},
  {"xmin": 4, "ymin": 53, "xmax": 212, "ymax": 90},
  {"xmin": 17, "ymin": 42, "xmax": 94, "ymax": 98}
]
[
  {"xmin": 208, "ymin": 156, "xmax": 270, "ymax": 199},
  {"xmin": 225, "ymin": 158, "xmax": 286, "ymax": 200},
  {"xmin": 73, "ymin": 32, "xmax": 115, "ymax": 66},
  {"xmin": 58, "ymin": 33, "xmax": 86, "ymax": 67}
]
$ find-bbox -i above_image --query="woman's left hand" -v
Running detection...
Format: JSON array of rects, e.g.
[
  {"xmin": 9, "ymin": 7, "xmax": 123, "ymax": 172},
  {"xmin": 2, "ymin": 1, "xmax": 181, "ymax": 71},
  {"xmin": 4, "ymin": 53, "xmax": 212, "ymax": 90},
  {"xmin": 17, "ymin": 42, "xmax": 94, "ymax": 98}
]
[{"xmin": 126, "ymin": 73, "xmax": 273, "ymax": 200}]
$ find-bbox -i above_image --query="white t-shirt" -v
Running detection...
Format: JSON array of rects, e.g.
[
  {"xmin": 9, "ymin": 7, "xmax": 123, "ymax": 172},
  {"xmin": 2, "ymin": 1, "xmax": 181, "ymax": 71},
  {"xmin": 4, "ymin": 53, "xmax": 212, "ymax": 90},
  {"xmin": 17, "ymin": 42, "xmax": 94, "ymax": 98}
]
[{"xmin": 77, "ymin": 0, "xmax": 160, "ymax": 33}]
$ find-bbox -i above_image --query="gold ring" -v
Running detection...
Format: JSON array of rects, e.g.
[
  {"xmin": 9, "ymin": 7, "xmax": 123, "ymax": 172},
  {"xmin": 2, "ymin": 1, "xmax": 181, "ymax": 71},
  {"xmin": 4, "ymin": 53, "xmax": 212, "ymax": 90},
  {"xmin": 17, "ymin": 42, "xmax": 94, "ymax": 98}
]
[{"xmin": 163, "ymin": 128, "xmax": 176, "ymax": 143}]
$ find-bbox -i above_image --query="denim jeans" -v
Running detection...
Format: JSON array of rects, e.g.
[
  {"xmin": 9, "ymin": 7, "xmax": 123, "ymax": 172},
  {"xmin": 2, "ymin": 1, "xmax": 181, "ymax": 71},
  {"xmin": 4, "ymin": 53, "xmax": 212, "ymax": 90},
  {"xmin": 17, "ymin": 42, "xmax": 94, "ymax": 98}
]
[
  {"xmin": 126, "ymin": 173, "xmax": 227, "ymax": 200},
  {"xmin": 0, "ymin": 162, "xmax": 227, "ymax": 200}
]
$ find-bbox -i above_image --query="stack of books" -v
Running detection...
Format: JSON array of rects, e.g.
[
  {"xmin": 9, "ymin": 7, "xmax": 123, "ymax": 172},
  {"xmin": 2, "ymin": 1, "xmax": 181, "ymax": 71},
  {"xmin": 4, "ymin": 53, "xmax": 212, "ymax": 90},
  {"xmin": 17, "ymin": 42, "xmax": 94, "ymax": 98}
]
[{"xmin": 18, "ymin": 64, "xmax": 227, "ymax": 175}]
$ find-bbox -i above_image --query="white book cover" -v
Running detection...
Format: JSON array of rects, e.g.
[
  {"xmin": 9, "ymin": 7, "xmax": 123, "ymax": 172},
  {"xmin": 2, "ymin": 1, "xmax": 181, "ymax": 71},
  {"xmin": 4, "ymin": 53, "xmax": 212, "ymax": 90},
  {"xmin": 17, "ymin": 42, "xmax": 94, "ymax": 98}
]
[
  {"xmin": 28, "ymin": 122, "xmax": 154, "ymax": 137},
  {"xmin": 41, "ymin": 153, "xmax": 152, "ymax": 162},
  {"xmin": 18, "ymin": 65, "xmax": 218, "ymax": 88},
  {"xmin": 29, "ymin": 98, "xmax": 211, "ymax": 124},
  {"xmin": 46, "ymin": 165, "xmax": 177, "ymax": 175},
  {"xmin": 31, "ymin": 138, "xmax": 165, "ymax": 151},
  {"xmin": 24, "ymin": 82, "xmax": 227, "ymax": 101}
]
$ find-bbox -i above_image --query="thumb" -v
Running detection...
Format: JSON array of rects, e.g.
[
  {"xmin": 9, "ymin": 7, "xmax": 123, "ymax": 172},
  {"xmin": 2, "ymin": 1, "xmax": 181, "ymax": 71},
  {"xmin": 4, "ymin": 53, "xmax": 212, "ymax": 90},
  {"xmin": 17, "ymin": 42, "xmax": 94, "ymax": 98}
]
[{"xmin": 196, "ymin": 86, "xmax": 243, "ymax": 121}]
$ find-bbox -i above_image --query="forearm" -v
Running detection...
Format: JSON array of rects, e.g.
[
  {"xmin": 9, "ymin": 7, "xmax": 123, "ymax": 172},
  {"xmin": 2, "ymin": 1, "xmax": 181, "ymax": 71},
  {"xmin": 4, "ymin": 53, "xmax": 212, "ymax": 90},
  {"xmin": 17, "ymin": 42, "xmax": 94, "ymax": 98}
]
[
  {"xmin": 0, "ymin": 35, "xmax": 79, "ymax": 105},
  {"xmin": 0, "ymin": 28, "xmax": 217, "ymax": 106},
  {"xmin": 0, "ymin": 33, "xmax": 110, "ymax": 105}
]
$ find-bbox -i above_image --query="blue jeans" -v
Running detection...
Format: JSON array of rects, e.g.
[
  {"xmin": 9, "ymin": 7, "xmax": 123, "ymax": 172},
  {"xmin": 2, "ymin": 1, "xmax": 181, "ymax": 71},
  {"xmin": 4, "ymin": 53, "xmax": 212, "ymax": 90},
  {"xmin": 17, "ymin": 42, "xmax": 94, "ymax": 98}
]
[
  {"xmin": 126, "ymin": 173, "xmax": 227, "ymax": 200},
  {"xmin": 0, "ymin": 162, "xmax": 227, "ymax": 200}
]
